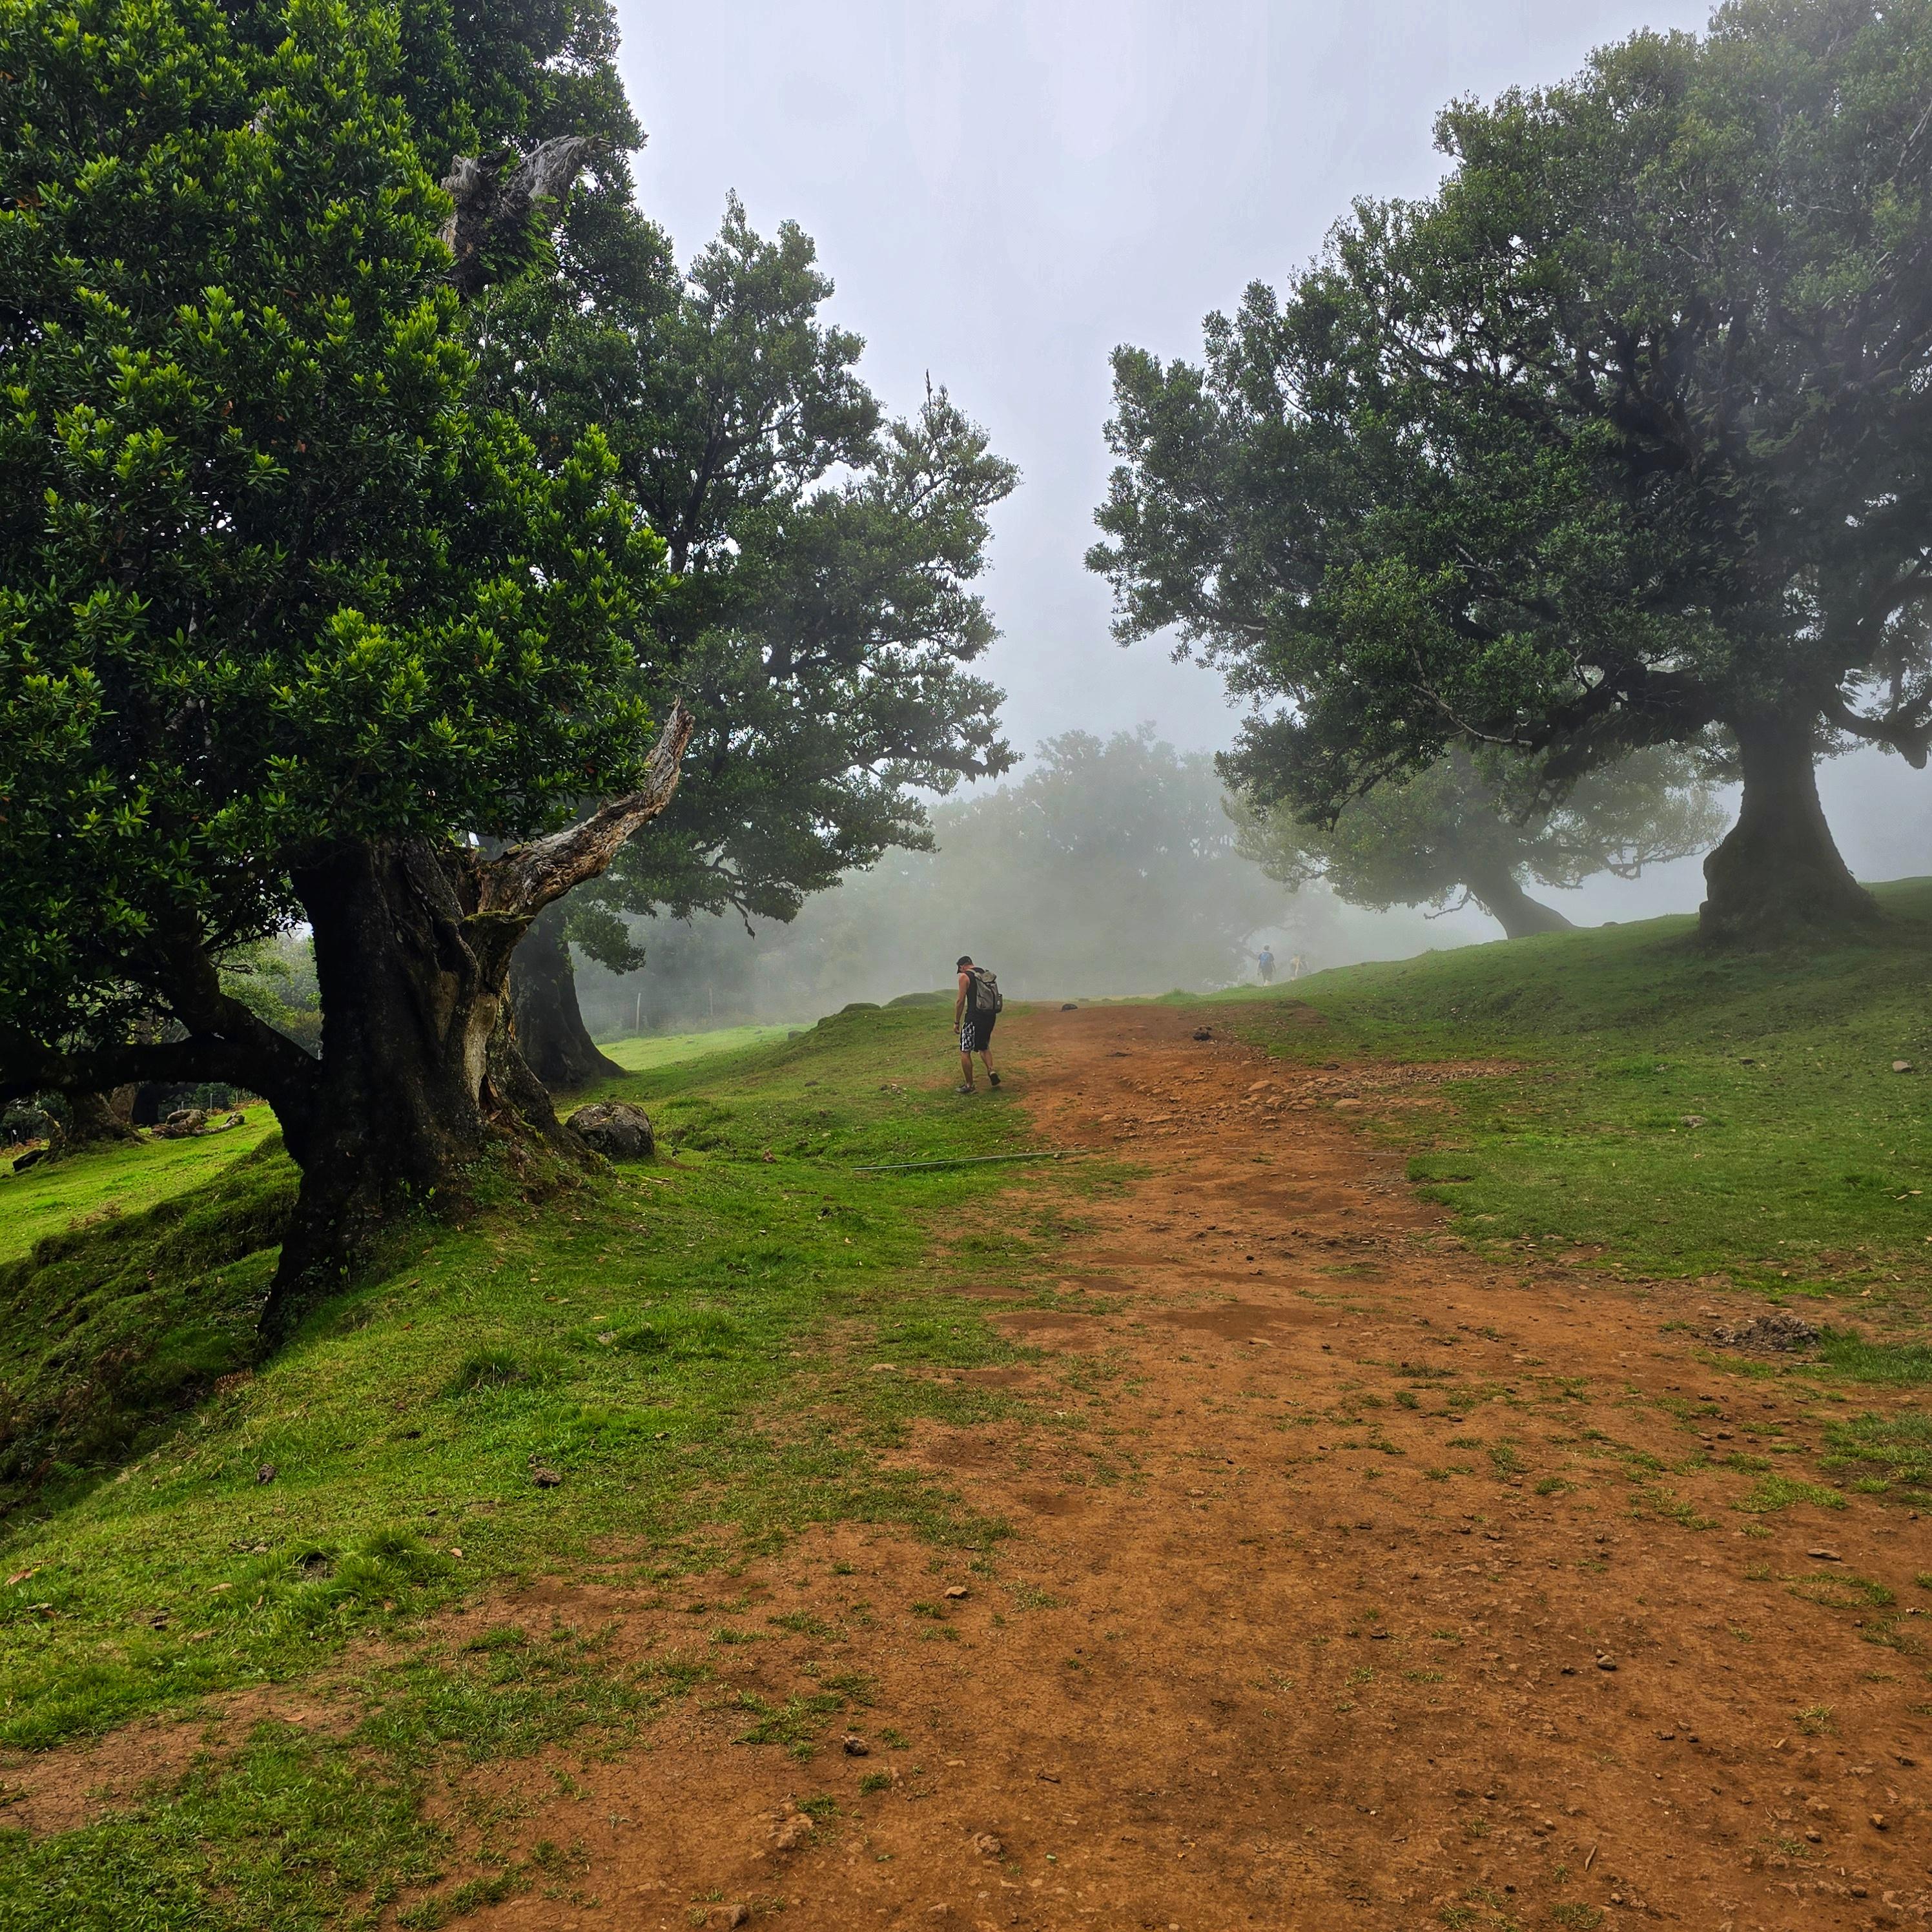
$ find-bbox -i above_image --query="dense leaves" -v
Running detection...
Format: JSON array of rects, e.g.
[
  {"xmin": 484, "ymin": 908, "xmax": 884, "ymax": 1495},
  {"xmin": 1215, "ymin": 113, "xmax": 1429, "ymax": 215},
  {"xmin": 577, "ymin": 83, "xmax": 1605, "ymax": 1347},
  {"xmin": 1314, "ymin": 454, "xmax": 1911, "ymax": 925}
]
[
  {"xmin": 478, "ymin": 194, "xmax": 1017, "ymax": 963},
  {"xmin": 0, "ymin": 0, "xmax": 665, "ymax": 1058}
]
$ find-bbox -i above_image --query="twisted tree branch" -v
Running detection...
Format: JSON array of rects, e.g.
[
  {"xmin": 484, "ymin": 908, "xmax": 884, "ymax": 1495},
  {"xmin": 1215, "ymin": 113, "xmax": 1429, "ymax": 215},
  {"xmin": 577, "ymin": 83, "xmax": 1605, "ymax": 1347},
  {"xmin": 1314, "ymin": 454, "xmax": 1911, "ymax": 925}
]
[{"xmin": 477, "ymin": 701, "xmax": 697, "ymax": 920}]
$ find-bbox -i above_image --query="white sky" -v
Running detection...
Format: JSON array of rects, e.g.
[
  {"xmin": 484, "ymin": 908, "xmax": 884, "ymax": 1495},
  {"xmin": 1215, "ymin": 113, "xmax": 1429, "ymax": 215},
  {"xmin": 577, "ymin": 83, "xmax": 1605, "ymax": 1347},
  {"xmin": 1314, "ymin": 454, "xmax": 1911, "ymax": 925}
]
[{"xmin": 619, "ymin": 1, "xmax": 1931, "ymax": 924}]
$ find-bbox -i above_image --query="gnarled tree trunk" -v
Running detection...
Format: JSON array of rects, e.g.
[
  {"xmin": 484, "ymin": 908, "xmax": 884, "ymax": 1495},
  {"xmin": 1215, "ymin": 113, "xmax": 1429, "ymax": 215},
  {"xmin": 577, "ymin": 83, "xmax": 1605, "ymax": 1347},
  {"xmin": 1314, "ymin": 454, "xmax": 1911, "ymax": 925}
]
[
  {"xmin": 1462, "ymin": 863, "xmax": 1576, "ymax": 941},
  {"xmin": 65, "ymin": 1087, "xmax": 140, "ymax": 1147},
  {"xmin": 1700, "ymin": 714, "xmax": 1876, "ymax": 945},
  {"xmin": 509, "ymin": 901, "xmax": 623, "ymax": 1090},
  {"xmin": 263, "ymin": 838, "xmax": 578, "ymax": 1339},
  {"xmin": 256, "ymin": 703, "xmax": 694, "ymax": 1342}
]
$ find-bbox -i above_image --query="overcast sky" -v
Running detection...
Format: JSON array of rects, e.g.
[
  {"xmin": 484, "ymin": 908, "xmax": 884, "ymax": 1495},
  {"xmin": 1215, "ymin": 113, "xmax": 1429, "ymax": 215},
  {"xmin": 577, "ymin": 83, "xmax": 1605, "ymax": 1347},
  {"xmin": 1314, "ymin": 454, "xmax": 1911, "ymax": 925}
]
[{"xmin": 619, "ymin": 0, "xmax": 1930, "ymax": 925}]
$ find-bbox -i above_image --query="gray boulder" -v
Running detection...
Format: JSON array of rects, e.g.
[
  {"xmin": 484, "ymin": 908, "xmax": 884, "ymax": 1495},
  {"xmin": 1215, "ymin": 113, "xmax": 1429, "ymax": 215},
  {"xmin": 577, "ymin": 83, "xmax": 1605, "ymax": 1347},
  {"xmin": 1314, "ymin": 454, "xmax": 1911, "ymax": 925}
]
[{"xmin": 569, "ymin": 1101, "xmax": 655, "ymax": 1161}]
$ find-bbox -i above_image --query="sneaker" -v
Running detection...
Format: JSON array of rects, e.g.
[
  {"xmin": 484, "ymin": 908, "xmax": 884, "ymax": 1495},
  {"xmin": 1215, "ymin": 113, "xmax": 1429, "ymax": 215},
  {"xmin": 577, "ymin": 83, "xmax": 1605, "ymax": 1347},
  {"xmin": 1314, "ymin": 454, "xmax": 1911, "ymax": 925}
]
[
  {"xmin": 989, "ymin": 1072, "xmax": 1002, "ymax": 1087},
  {"xmin": 956, "ymin": 1083, "xmax": 976, "ymax": 1095}
]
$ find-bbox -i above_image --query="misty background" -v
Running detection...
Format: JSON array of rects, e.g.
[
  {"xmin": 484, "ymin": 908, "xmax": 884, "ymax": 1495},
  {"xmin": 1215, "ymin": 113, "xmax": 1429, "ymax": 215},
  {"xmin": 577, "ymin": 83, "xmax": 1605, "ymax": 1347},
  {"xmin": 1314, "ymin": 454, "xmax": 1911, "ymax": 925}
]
[{"xmin": 592, "ymin": 0, "xmax": 1932, "ymax": 1030}]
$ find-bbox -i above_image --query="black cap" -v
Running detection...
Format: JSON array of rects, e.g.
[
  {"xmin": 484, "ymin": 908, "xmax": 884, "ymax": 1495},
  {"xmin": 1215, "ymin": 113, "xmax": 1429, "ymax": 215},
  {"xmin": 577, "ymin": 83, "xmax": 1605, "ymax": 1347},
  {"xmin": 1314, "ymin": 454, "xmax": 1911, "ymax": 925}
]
[{"xmin": 956, "ymin": 956, "xmax": 973, "ymax": 968}]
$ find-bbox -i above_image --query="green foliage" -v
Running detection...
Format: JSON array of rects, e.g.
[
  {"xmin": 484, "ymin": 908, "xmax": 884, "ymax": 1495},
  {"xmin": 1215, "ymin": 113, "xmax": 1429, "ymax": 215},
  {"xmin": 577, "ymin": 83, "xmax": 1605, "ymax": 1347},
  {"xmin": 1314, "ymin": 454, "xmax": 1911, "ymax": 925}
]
[
  {"xmin": 1091, "ymin": 3, "xmax": 1932, "ymax": 905},
  {"xmin": 481, "ymin": 191, "xmax": 1019, "ymax": 958},
  {"xmin": 1235, "ymin": 745, "xmax": 1723, "ymax": 938},
  {"xmin": 0, "ymin": 0, "xmax": 666, "ymax": 1056}
]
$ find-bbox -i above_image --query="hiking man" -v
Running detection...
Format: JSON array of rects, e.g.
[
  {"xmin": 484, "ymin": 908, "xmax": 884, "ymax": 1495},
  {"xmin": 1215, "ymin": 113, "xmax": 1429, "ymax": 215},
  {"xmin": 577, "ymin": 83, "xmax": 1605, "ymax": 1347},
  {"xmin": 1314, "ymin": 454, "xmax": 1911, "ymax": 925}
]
[
  {"xmin": 1257, "ymin": 945, "xmax": 1275, "ymax": 985},
  {"xmin": 954, "ymin": 955, "xmax": 1002, "ymax": 1094}
]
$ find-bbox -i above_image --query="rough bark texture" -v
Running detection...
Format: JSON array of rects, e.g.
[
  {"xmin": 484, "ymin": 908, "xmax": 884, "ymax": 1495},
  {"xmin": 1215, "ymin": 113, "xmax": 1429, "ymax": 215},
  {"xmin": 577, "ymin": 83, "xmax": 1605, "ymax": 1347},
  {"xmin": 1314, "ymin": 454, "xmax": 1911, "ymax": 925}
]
[
  {"xmin": 65, "ymin": 1087, "xmax": 139, "ymax": 1147},
  {"xmin": 440, "ymin": 138, "xmax": 591, "ymax": 298},
  {"xmin": 262, "ymin": 838, "xmax": 580, "ymax": 1340},
  {"xmin": 261, "ymin": 703, "xmax": 695, "ymax": 1341},
  {"xmin": 1463, "ymin": 865, "xmax": 1577, "ymax": 941},
  {"xmin": 1700, "ymin": 715, "xmax": 1878, "ymax": 945},
  {"xmin": 509, "ymin": 901, "xmax": 623, "ymax": 1090}
]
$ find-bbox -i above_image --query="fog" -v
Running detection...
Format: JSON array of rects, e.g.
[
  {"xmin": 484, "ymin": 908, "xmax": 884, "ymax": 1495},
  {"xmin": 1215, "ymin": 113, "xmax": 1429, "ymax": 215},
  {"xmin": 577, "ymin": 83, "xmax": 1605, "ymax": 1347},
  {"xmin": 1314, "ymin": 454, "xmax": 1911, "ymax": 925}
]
[{"xmin": 595, "ymin": 0, "xmax": 1932, "ymax": 1025}]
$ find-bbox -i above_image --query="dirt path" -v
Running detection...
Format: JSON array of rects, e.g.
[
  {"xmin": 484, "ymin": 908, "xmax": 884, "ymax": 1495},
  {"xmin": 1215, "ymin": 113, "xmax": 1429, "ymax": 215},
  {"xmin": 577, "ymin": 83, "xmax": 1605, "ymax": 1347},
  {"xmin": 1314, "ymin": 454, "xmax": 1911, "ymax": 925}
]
[{"xmin": 471, "ymin": 1003, "xmax": 1928, "ymax": 1932}]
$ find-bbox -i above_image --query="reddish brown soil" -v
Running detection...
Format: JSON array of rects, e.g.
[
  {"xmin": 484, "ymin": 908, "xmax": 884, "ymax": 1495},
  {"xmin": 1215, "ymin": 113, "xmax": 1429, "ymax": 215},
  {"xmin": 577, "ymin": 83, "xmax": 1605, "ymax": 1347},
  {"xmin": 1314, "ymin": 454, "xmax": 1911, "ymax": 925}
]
[
  {"xmin": 446, "ymin": 1004, "xmax": 1932, "ymax": 1932},
  {"xmin": 25, "ymin": 1004, "xmax": 1926, "ymax": 1929}
]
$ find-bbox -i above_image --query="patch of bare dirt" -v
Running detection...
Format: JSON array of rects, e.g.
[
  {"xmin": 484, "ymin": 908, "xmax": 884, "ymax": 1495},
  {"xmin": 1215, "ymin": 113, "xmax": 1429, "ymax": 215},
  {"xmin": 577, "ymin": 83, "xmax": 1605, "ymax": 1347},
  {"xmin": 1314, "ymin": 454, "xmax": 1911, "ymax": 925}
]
[{"xmin": 166, "ymin": 1002, "xmax": 1932, "ymax": 1930}]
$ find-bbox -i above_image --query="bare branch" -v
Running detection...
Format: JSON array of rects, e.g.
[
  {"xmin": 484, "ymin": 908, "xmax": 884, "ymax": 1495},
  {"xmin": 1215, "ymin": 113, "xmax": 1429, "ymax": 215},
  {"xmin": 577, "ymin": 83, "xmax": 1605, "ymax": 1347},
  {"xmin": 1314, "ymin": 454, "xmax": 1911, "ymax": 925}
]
[
  {"xmin": 442, "ymin": 136, "xmax": 592, "ymax": 299},
  {"xmin": 477, "ymin": 702, "xmax": 697, "ymax": 920},
  {"xmin": 1824, "ymin": 691, "xmax": 1932, "ymax": 767}
]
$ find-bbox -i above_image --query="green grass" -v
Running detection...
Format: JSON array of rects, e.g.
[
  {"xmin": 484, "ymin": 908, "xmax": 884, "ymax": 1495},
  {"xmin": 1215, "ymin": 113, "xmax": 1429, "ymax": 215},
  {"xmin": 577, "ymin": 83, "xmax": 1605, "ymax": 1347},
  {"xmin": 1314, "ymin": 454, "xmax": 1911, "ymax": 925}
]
[
  {"xmin": 0, "ymin": 1618, "xmax": 684, "ymax": 1931},
  {"xmin": 0, "ymin": 1003, "xmax": 1084, "ymax": 1928},
  {"xmin": 1225, "ymin": 879, "xmax": 1932, "ymax": 1320},
  {"xmin": 0, "ymin": 1113, "xmax": 282, "ymax": 1266},
  {"xmin": 599, "ymin": 1023, "xmax": 796, "ymax": 1075}
]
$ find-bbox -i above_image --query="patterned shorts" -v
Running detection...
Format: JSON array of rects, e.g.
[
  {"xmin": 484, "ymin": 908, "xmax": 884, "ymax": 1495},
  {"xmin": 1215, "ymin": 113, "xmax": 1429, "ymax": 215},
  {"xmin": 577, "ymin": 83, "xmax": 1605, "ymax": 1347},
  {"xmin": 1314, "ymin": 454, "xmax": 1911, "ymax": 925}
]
[{"xmin": 961, "ymin": 1011, "xmax": 996, "ymax": 1054}]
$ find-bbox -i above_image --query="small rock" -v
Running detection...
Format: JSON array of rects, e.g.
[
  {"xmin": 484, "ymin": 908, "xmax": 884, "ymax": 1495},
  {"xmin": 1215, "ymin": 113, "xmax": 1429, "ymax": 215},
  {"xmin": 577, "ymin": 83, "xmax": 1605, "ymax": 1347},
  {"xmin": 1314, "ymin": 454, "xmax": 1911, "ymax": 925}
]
[
  {"xmin": 1807, "ymin": 1548, "xmax": 1843, "ymax": 1561},
  {"xmin": 943, "ymin": 1585, "xmax": 969, "ymax": 1600},
  {"xmin": 1060, "ymin": 1003, "xmax": 1078, "ymax": 1011},
  {"xmin": 972, "ymin": 1833, "xmax": 1003, "ymax": 1858},
  {"xmin": 1680, "ymin": 1114, "xmax": 1707, "ymax": 1127},
  {"xmin": 772, "ymin": 1813, "xmax": 814, "ymax": 1851},
  {"xmin": 1036, "ymin": 1768, "xmax": 1061, "ymax": 1783},
  {"xmin": 530, "ymin": 1466, "xmax": 564, "ymax": 1488},
  {"xmin": 1709, "ymin": 1310, "xmax": 1820, "ymax": 1353},
  {"xmin": 255, "ymin": 1463, "xmax": 277, "ymax": 1485},
  {"xmin": 151, "ymin": 1107, "xmax": 209, "ymax": 1140},
  {"xmin": 724, "ymin": 1906, "xmax": 750, "ymax": 1928},
  {"xmin": 1893, "ymin": 1061, "xmax": 1914, "ymax": 1074},
  {"xmin": 1191, "ymin": 1027, "xmax": 1213, "ymax": 1042},
  {"xmin": 1596, "ymin": 1655, "xmax": 1618, "ymax": 1671},
  {"xmin": 843, "ymin": 1732, "xmax": 870, "ymax": 1756},
  {"xmin": 1871, "ymin": 1811, "xmax": 1889, "ymax": 1830},
  {"xmin": 567, "ymin": 1100, "xmax": 656, "ymax": 1161},
  {"xmin": 927, "ymin": 1907, "xmax": 954, "ymax": 1920}
]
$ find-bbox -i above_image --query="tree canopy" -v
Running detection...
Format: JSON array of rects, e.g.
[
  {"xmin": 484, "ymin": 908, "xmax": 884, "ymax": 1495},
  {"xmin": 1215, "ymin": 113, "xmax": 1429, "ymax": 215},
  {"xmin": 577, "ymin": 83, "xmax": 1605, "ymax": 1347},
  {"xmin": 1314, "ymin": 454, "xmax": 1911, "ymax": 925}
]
[
  {"xmin": 1233, "ymin": 747, "xmax": 1726, "ymax": 940},
  {"xmin": 0, "ymin": 0, "xmax": 688, "ymax": 1328},
  {"xmin": 1090, "ymin": 0, "xmax": 1932, "ymax": 943}
]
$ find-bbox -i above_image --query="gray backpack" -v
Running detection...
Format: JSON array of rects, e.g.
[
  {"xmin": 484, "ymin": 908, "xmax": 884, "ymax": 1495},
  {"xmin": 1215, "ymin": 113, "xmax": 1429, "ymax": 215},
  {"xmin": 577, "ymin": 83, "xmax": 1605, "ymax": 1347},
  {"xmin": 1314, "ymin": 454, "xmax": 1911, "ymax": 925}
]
[{"xmin": 967, "ymin": 966, "xmax": 1003, "ymax": 1016}]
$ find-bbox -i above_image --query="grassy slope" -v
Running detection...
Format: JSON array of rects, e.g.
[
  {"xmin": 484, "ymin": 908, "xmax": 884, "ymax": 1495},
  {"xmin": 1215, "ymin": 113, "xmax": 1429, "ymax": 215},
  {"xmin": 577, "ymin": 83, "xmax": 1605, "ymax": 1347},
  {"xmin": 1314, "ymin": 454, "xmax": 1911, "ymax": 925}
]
[
  {"xmin": 1225, "ymin": 877, "xmax": 1932, "ymax": 1364},
  {"xmin": 601, "ymin": 1023, "xmax": 796, "ymax": 1074},
  {"xmin": 0, "ymin": 1005, "xmax": 1101, "ymax": 1929},
  {"xmin": 0, "ymin": 1115, "xmax": 281, "ymax": 1267},
  {"xmin": 5, "ymin": 909, "xmax": 1931, "ymax": 1926}
]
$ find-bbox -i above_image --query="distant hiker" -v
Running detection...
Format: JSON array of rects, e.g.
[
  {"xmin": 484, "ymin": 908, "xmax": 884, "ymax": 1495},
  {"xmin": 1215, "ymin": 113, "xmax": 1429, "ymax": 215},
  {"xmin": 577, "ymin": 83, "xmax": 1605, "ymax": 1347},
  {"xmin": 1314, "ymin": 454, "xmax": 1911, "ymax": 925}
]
[
  {"xmin": 954, "ymin": 955, "xmax": 1003, "ymax": 1093},
  {"xmin": 1257, "ymin": 945, "xmax": 1276, "ymax": 985},
  {"xmin": 1289, "ymin": 952, "xmax": 1308, "ymax": 980}
]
